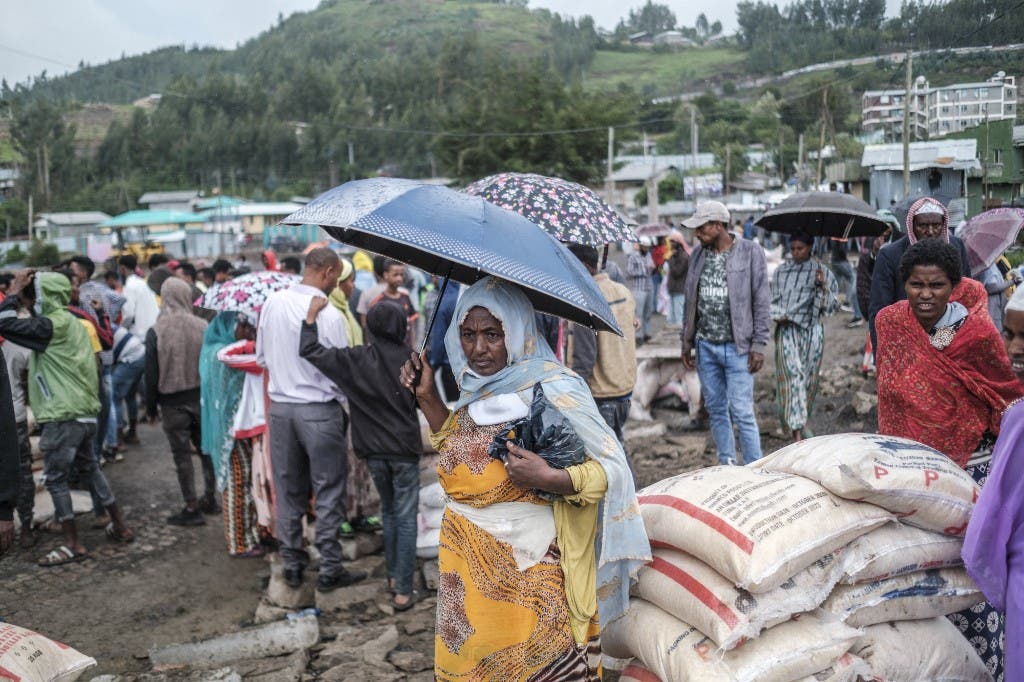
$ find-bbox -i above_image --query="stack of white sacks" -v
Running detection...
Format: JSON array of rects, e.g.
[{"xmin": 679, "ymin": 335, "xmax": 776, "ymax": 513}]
[
  {"xmin": 416, "ymin": 481, "xmax": 446, "ymax": 558},
  {"xmin": 605, "ymin": 433, "xmax": 994, "ymax": 682}
]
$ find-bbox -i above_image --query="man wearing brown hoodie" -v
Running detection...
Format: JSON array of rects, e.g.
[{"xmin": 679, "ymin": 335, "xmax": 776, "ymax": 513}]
[{"xmin": 145, "ymin": 278, "xmax": 217, "ymax": 526}]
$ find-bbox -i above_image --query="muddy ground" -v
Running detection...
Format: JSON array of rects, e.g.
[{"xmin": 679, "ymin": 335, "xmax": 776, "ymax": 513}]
[{"xmin": 0, "ymin": 306, "xmax": 875, "ymax": 681}]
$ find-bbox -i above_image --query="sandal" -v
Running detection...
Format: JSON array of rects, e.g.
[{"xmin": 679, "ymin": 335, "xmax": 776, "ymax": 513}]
[
  {"xmin": 355, "ymin": 515, "xmax": 383, "ymax": 533},
  {"xmin": 38, "ymin": 545, "xmax": 89, "ymax": 567},
  {"xmin": 393, "ymin": 589, "xmax": 421, "ymax": 612},
  {"xmin": 234, "ymin": 546, "xmax": 266, "ymax": 558},
  {"xmin": 105, "ymin": 522, "xmax": 135, "ymax": 544},
  {"xmin": 339, "ymin": 520, "xmax": 355, "ymax": 539}
]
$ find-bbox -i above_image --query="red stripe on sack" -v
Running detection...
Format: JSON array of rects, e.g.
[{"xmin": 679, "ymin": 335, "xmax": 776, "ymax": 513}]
[
  {"xmin": 639, "ymin": 494, "xmax": 755, "ymax": 554},
  {"xmin": 622, "ymin": 664, "xmax": 663, "ymax": 682},
  {"xmin": 649, "ymin": 556, "xmax": 740, "ymax": 628}
]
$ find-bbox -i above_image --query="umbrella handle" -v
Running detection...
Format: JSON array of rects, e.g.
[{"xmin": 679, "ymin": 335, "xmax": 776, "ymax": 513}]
[
  {"xmin": 842, "ymin": 216, "xmax": 854, "ymax": 240},
  {"xmin": 414, "ymin": 269, "xmax": 452, "ymax": 387}
]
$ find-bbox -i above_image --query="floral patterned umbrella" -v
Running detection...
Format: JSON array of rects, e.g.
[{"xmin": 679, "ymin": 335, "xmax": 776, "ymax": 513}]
[
  {"xmin": 197, "ymin": 271, "xmax": 300, "ymax": 324},
  {"xmin": 464, "ymin": 172, "xmax": 636, "ymax": 246}
]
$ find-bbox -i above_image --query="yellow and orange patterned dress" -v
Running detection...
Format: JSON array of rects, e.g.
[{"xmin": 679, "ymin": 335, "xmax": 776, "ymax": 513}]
[{"xmin": 433, "ymin": 408, "xmax": 603, "ymax": 681}]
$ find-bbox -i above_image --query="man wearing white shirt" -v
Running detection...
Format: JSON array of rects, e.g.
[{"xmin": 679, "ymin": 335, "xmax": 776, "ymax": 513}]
[
  {"xmin": 117, "ymin": 254, "xmax": 161, "ymax": 439},
  {"xmin": 257, "ymin": 247, "xmax": 366, "ymax": 592},
  {"xmin": 117, "ymin": 255, "xmax": 160, "ymax": 341}
]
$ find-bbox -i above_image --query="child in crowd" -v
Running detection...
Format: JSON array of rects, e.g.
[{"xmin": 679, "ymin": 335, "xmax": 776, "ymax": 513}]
[
  {"xmin": 300, "ymin": 297, "xmax": 423, "ymax": 611},
  {"xmin": 369, "ymin": 259, "xmax": 418, "ymax": 347}
]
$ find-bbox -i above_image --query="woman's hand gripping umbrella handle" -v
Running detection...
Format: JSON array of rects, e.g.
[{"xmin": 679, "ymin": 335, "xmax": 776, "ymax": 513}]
[{"xmin": 401, "ymin": 351, "xmax": 448, "ymax": 433}]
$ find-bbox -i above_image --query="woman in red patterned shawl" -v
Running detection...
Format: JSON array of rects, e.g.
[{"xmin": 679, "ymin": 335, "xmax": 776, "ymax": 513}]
[
  {"xmin": 876, "ymin": 238, "xmax": 1023, "ymax": 466},
  {"xmin": 876, "ymin": 238, "xmax": 1023, "ymax": 681}
]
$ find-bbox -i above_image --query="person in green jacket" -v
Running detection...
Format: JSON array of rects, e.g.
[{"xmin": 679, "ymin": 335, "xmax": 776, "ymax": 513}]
[{"xmin": 0, "ymin": 269, "xmax": 133, "ymax": 566}]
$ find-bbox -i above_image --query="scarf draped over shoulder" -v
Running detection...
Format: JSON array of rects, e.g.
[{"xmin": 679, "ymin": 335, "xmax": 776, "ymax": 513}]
[
  {"xmin": 199, "ymin": 311, "xmax": 245, "ymax": 489},
  {"xmin": 876, "ymin": 278, "xmax": 1024, "ymax": 466}
]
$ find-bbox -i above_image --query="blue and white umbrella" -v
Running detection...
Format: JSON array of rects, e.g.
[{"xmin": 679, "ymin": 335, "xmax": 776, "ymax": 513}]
[{"xmin": 281, "ymin": 178, "xmax": 622, "ymax": 336}]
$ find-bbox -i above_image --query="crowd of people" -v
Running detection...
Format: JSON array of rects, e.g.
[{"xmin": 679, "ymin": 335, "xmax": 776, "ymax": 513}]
[{"xmin": 0, "ymin": 190, "xmax": 1020, "ymax": 679}]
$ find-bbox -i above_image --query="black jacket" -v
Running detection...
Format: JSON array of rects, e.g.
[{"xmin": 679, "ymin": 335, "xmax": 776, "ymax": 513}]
[
  {"xmin": 0, "ymin": 295, "xmax": 55, "ymax": 521},
  {"xmin": 299, "ymin": 302, "xmax": 421, "ymax": 461},
  {"xmin": 868, "ymin": 233, "xmax": 971, "ymax": 348},
  {"xmin": 667, "ymin": 249, "xmax": 690, "ymax": 295}
]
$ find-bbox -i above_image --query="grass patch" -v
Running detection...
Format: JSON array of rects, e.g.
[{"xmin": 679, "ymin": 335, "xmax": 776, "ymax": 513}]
[{"xmin": 584, "ymin": 47, "xmax": 745, "ymax": 96}]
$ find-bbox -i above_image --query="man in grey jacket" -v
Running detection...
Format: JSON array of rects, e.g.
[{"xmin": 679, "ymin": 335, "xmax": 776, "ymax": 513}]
[{"xmin": 680, "ymin": 201, "xmax": 770, "ymax": 465}]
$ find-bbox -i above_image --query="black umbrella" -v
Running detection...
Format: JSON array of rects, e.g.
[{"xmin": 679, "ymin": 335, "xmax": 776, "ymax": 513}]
[
  {"xmin": 281, "ymin": 178, "xmax": 623, "ymax": 342},
  {"xmin": 756, "ymin": 192, "xmax": 888, "ymax": 238}
]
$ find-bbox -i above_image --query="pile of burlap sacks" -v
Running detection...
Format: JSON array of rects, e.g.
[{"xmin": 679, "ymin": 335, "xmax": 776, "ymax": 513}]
[{"xmin": 607, "ymin": 433, "xmax": 995, "ymax": 682}]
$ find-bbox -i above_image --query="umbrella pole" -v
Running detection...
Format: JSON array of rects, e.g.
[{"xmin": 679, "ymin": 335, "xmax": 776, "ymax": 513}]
[{"xmin": 417, "ymin": 271, "xmax": 451, "ymax": 356}]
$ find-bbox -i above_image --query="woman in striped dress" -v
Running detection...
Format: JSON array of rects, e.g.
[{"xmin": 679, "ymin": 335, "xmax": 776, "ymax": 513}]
[{"xmin": 770, "ymin": 231, "xmax": 839, "ymax": 441}]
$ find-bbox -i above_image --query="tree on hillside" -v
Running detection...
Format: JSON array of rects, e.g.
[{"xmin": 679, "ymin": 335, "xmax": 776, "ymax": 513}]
[
  {"xmin": 696, "ymin": 13, "xmax": 709, "ymax": 37},
  {"xmin": 617, "ymin": 1, "xmax": 676, "ymax": 36},
  {"xmin": 736, "ymin": 0, "xmax": 885, "ymax": 72},
  {"xmin": 10, "ymin": 98, "xmax": 79, "ymax": 209}
]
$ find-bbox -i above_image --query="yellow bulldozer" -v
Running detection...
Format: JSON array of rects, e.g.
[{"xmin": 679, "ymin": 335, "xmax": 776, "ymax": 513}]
[{"xmin": 110, "ymin": 226, "xmax": 165, "ymax": 262}]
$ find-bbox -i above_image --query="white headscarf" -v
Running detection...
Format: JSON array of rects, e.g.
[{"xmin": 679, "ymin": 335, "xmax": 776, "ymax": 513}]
[{"xmin": 1005, "ymin": 283, "xmax": 1024, "ymax": 314}]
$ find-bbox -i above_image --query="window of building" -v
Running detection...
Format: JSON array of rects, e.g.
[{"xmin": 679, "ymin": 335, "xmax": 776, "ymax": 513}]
[
  {"xmin": 980, "ymin": 87, "xmax": 989, "ymax": 98},
  {"xmin": 994, "ymin": 149, "xmax": 1003, "ymax": 164}
]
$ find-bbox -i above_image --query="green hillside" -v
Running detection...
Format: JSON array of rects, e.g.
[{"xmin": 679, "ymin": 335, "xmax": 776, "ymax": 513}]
[{"xmin": 585, "ymin": 47, "xmax": 745, "ymax": 98}]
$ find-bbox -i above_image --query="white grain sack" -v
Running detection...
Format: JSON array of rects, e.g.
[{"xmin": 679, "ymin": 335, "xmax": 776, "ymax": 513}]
[
  {"xmin": 840, "ymin": 521, "xmax": 963, "ymax": 584},
  {"xmin": 619, "ymin": 662, "xmax": 662, "ymax": 682},
  {"xmin": 638, "ymin": 466, "xmax": 891, "ymax": 591},
  {"xmin": 753, "ymin": 433, "xmax": 979, "ymax": 535},
  {"xmin": 853, "ymin": 618, "xmax": 993, "ymax": 681},
  {"xmin": 822, "ymin": 568, "xmax": 983, "ymax": 627},
  {"xmin": 791, "ymin": 653, "xmax": 872, "ymax": 682},
  {"xmin": 0, "ymin": 623, "xmax": 96, "ymax": 682},
  {"xmin": 603, "ymin": 600, "xmax": 862, "ymax": 682},
  {"xmin": 635, "ymin": 547, "xmax": 846, "ymax": 650}
]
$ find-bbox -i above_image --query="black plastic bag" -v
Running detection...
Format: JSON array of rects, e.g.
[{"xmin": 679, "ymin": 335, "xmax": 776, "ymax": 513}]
[{"xmin": 487, "ymin": 383, "xmax": 587, "ymax": 499}]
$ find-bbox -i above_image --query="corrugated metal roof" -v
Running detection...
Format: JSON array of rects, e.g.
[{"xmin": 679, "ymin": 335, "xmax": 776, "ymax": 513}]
[
  {"xmin": 138, "ymin": 190, "xmax": 200, "ymax": 204},
  {"xmin": 612, "ymin": 154, "xmax": 717, "ymax": 182},
  {"xmin": 34, "ymin": 211, "xmax": 111, "ymax": 226},
  {"xmin": 194, "ymin": 196, "xmax": 248, "ymax": 210},
  {"xmin": 100, "ymin": 210, "xmax": 206, "ymax": 228},
  {"xmin": 202, "ymin": 202, "xmax": 302, "ymax": 217},
  {"xmin": 861, "ymin": 140, "xmax": 980, "ymax": 172}
]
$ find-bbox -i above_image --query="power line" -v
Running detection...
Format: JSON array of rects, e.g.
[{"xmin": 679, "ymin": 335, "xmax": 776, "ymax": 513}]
[{"xmin": 337, "ymin": 118, "xmax": 676, "ymax": 138}]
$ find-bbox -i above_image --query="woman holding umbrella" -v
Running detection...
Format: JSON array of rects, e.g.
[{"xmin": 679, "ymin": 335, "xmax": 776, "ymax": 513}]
[
  {"xmin": 770, "ymin": 231, "xmax": 839, "ymax": 441},
  {"xmin": 401, "ymin": 277, "xmax": 648, "ymax": 681}
]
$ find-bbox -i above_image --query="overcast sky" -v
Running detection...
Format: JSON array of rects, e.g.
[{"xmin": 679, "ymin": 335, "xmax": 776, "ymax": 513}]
[{"xmin": 0, "ymin": 0, "xmax": 903, "ymax": 86}]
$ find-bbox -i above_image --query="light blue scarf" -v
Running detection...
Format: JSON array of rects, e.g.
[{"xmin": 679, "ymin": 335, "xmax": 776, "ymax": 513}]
[
  {"xmin": 445, "ymin": 277, "xmax": 651, "ymax": 627},
  {"xmin": 199, "ymin": 312, "xmax": 245, "ymax": 491}
]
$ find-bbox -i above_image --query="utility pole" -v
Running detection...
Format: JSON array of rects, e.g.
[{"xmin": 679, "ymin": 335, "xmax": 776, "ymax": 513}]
[
  {"xmin": 347, "ymin": 142, "xmax": 355, "ymax": 181},
  {"xmin": 817, "ymin": 87, "xmax": 828, "ymax": 187},
  {"xmin": 798, "ymin": 133, "xmax": 805, "ymax": 190},
  {"xmin": 778, "ymin": 127, "xmax": 784, "ymax": 186},
  {"xmin": 27, "ymin": 195, "xmax": 33, "ymax": 241},
  {"xmin": 606, "ymin": 126, "xmax": 615, "ymax": 209},
  {"xmin": 902, "ymin": 50, "xmax": 912, "ymax": 196},
  {"xmin": 725, "ymin": 145, "xmax": 731, "ymax": 196}
]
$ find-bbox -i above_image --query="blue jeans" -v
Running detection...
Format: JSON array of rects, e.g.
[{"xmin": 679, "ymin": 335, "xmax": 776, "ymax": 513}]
[
  {"xmin": 668, "ymin": 294, "xmax": 685, "ymax": 325},
  {"xmin": 831, "ymin": 260, "xmax": 861, "ymax": 320},
  {"xmin": 366, "ymin": 457, "xmax": 420, "ymax": 595},
  {"xmin": 40, "ymin": 420, "xmax": 115, "ymax": 523},
  {"xmin": 111, "ymin": 357, "xmax": 145, "ymax": 430},
  {"xmin": 95, "ymin": 366, "xmax": 113, "ymax": 452},
  {"xmin": 696, "ymin": 339, "xmax": 763, "ymax": 465}
]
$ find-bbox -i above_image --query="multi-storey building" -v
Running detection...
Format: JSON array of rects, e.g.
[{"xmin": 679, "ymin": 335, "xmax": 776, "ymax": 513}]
[{"xmin": 862, "ymin": 73, "xmax": 1017, "ymax": 140}]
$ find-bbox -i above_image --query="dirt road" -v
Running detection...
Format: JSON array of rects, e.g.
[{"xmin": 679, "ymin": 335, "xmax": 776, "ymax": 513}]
[{"xmin": 0, "ymin": 306, "xmax": 875, "ymax": 679}]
